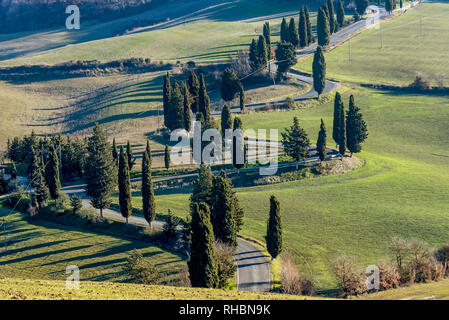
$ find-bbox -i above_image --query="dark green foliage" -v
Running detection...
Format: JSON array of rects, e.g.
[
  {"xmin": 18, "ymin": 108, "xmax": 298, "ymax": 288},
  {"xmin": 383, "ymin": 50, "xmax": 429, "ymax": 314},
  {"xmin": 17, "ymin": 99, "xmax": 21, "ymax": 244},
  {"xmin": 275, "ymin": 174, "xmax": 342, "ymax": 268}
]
[
  {"xmin": 328, "ymin": 0, "xmax": 337, "ymax": 33},
  {"xmin": 221, "ymin": 68, "xmax": 241, "ymax": 102},
  {"xmin": 163, "ymin": 72, "xmax": 171, "ymax": 128},
  {"xmin": 385, "ymin": 0, "xmax": 394, "ymax": 12},
  {"xmin": 239, "ymin": 86, "xmax": 245, "ymax": 111},
  {"xmin": 118, "ymin": 146, "xmax": 132, "ymax": 223},
  {"xmin": 33, "ymin": 157, "xmax": 49, "ymax": 207},
  {"xmin": 299, "ymin": 7, "xmax": 308, "ymax": 48},
  {"xmin": 249, "ymin": 38, "xmax": 258, "ymax": 73},
  {"xmin": 317, "ymin": 8, "xmax": 330, "ymax": 46},
  {"xmin": 317, "ymin": 119, "xmax": 327, "ymax": 162},
  {"xmin": 257, "ymin": 35, "xmax": 268, "ymax": 72},
  {"xmin": 85, "ymin": 124, "xmax": 117, "ymax": 218},
  {"xmin": 337, "ymin": 0, "xmax": 345, "ymax": 27},
  {"xmin": 188, "ymin": 202, "xmax": 219, "ymax": 288},
  {"xmin": 112, "ymin": 138, "xmax": 118, "ymax": 166},
  {"xmin": 142, "ymin": 145, "xmax": 155, "ymax": 228},
  {"xmin": 163, "ymin": 209, "xmax": 180, "ymax": 238},
  {"xmin": 281, "ymin": 117, "xmax": 310, "ymax": 163},
  {"xmin": 355, "ymin": 0, "xmax": 370, "ymax": 15},
  {"xmin": 400, "ymin": 0, "xmax": 403, "ymax": 8},
  {"xmin": 305, "ymin": 6, "xmax": 314, "ymax": 44},
  {"xmin": 10, "ymin": 162, "xmax": 17, "ymax": 180},
  {"xmin": 275, "ymin": 42, "xmax": 297, "ymax": 78},
  {"xmin": 167, "ymin": 81, "xmax": 185, "ymax": 130},
  {"xmin": 46, "ymin": 145, "xmax": 60, "ymax": 200},
  {"xmin": 263, "ymin": 22, "xmax": 271, "ymax": 59},
  {"xmin": 70, "ymin": 195, "xmax": 83, "ymax": 214},
  {"xmin": 190, "ymin": 164, "xmax": 213, "ymax": 211},
  {"xmin": 164, "ymin": 145, "xmax": 170, "ymax": 170},
  {"xmin": 198, "ymin": 74, "xmax": 211, "ymax": 126},
  {"xmin": 338, "ymin": 100, "xmax": 347, "ymax": 156},
  {"xmin": 333, "ymin": 92, "xmax": 344, "ymax": 146},
  {"xmin": 232, "ymin": 117, "xmax": 244, "ymax": 172},
  {"xmin": 266, "ymin": 195, "xmax": 282, "ymax": 260},
  {"xmin": 288, "ymin": 18, "xmax": 300, "ymax": 47},
  {"xmin": 346, "ymin": 95, "xmax": 368, "ymax": 155},
  {"xmin": 221, "ymin": 104, "xmax": 233, "ymax": 137},
  {"xmin": 188, "ymin": 71, "xmax": 200, "ymax": 113},
  {"xmin": 215, "ymin": 241, "xmax": 237, "ymax": 288},
  {"xmin": 312, "ymin": 46, "xmax": 327, "ymax": 99},
  {"xmin": 280, "ymin": 17, "xmax": 289, "ymax": 43},
  {"xmin": 182, "ymin": 82, "xmax": 192, "ymax": 132},
  {"xmin": 210, "ymin": 172, "xmax": 237, "ymax": 247},
  {"xmin": 126, "ymin": 140, "xmax": 135, "ymax": 170},
  {"xmin": 60, "ymin": 136, "xmax": 86, "ymax": 181}
]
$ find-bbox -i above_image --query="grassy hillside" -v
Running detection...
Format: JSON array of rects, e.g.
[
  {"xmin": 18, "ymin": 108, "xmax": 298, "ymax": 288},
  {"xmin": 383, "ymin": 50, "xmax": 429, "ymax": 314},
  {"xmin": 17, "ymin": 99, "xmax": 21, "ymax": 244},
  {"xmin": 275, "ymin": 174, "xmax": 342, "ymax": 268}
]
[
  {"xmin": 0, "ymin": 0, "xmax": 311, "ymax": 66},
  {"xmin": 361, "ymin": 279, "xmax": 449, "ymax": 300},
  {"xmin": 146, "ymin": 86, "xmax": 449, "ymax": 291},
  {"xmin": 0, "ymin": 277, "xmax": 323, "ymax": 300},
  {"xmin": 295, "ymin": 2, "xmax": 449, "ymax": 86},
  {"xmin": 0, "ymin": 209, "xmax": 185, "ymax": 283}
]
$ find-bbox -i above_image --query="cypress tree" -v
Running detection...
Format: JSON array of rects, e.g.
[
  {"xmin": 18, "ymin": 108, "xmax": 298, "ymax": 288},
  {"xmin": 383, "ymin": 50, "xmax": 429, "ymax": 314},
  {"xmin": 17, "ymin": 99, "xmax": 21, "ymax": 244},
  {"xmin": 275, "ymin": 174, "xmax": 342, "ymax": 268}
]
[
  {"xmin": 221, "ymin": 104, "xmax": 233, "ymax": 138},
  {"xmin": 346, "ymin": 95, "xmax": 368, "ymax": 156},
  {"xmin": 118, "ymin": 146, "xmax": 132, "ymax": 224},
  {"xmin": 275, "ymin": 42, "xmax": 297, "ymax": 78},
  {"xmin": 188, "ymin": 202, "xmax": 219, "ymax": 288},
  {"xmin": 280, "ymin": 18, "xmax": 289, "ymax": 43},
  {"xmin": 281, "ymin": 117, "xmax": 310, "ymax": 169},
  {"xmin": 190, "ymin": 163, "xmax": 214, "ymax": 210},
  {"xmin": 266, "ymin": 195, "xmax": 282, "ymax": 261},
  {"xmin": 317, "ymin": 8, "xmax": 330, "ymax": 46},
  {"xmin": 305, "ymin": 6, "xmax": 314, "ymax": 44},
  {"xmin": 188, "ymin": 71, "xmax": 200, "ymax": 113},
  {"xmin": 146, "ymin": 140, "xmax": 152, "ymax": 165},
  {"xmin": 168, "ymin": 81, "xmax": 185, "ymax": 130},
  {"xmin": 232, "ymin": 117, "xmax": 244, "ymax": 173},
  {"xmin": 46, "ymin": 145, "xmax": 60, "ymax": 200},
  {"xmin": 210, "ymin": 171, "xmax": 237, "ymax": 247},
  {"xmin": 385, "ymin": 0, "xmax": 393, "ymax": 13},
  {"xmin": 288, "ymin": 18, "xmax": 300, "ymax": 48},
  {"xmin": 263, "ymin": 22, "xmax": 271, "ymax": 60},
  {"xmin": 221, "ymin": 68, "xmax": 241, "ymax": 102},
  {"xmin": 34, "ymin": 161, "xmax": 50, "ymax": 208},
  {"xmin": 336, "ymin": 0, "xmax": 345, "ymax": 28},
  {"xmin": 312, "ymin": 46, "xmax": 326, "ymax": 100},
  {"xmin": 256, "ymin": 35, "xmax": 268, "ymax": 72},
  {"xmin": 249, "ymin": 38, "xmax": 258, "ymax": 73},
  {"xmin": 85, "ymin": 124, "xmax": 117, "ymax": 219},
  {"xmin": 10, "ymin": 161, "xmax": 17, "ymax": 180},
  {"xmin": 142, "ymin": 145, "xmax": 155, "ymax": 228},
  {"xmin": 126, "ymin": 140, "xmax": 135, "ymax": 171},
  {"xmin": 299, "ymin": 7, "xmax": 308, "ymax": 48},
  {"xmin": 338, "ymin": 98, "xmax": 346, "ymax": 157},
  {"xmin": 198, "ymin": 74, "xmax": 211, "ymax": 126},
  {"xmin": 239, "ymin": 86, "xmax": 245, "ymax": 111},
  {"xmin": 355, "ymin": 0, "xmax": 370, "ymax": 15},
  {"xmin": 183, "ymin": 82, "xmax": 192, "ymax": 131},
  {"xmin": 163, "ymin": 72, "xmax": 171, "ymax": 128},
  {"xmin": 333, "ymin": 92, "xmax": 343, "ymax": 147},
  {"xmin": 328, "ymin": 0, "xmax": 337, "ymax": 33},
  {"xmin": 112, "ymin": 138, "xmax": 118, "ymax": 166},
  {"xmin": 164, "ymin": 145, "xmax": 170, "ymax": 170},
  {"xmin": 317, "ymin": 119, "xmax": 327, "ymax": 162}
]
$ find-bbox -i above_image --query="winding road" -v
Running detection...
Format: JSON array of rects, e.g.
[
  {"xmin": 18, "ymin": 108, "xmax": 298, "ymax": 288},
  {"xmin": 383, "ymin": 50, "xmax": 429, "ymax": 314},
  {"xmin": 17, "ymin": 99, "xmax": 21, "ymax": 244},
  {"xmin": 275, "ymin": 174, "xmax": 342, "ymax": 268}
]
[{"xmin": 60, "ymin": 3, "xmax": 415, "ymax": 293}]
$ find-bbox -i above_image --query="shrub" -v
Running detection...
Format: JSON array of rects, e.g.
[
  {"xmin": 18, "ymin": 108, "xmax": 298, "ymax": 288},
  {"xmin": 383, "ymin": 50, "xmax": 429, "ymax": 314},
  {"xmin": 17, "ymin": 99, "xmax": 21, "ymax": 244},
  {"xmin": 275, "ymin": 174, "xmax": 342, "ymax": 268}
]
[
  {"xmin": 70, "ymin": 195, "xmax": 83, "ymax": 214},
  {"xmin": 409, "ymin": 73, "xmax": 431, "ymax": 91},
  {"xmin": 122, "ymin": 250, "xmax": 163, "ymax": 285},
  {"xmin": 435, "ymin": 244, "xmax": 449, "ymax": 276},
  {"xmin": 163, "ymin": 209, "xmax": 181, "ymax": 238},
  {"xmin": 285, "ymin": 97, "xmax": 296, "ymax": 110},
  {"xmin": 377, "ymin": 260, "xmax": 400, "ymax": 291},
  {"xmin": 280, "ymin": 254, "xmax": 314, "ymax": 295},
  {"xmin": 333, "ymin": 256, "xmax": 366, "ymax": 297},
  {"xmin": 215, "ymin": 241, "xmax": 237, "ymax": 288}
]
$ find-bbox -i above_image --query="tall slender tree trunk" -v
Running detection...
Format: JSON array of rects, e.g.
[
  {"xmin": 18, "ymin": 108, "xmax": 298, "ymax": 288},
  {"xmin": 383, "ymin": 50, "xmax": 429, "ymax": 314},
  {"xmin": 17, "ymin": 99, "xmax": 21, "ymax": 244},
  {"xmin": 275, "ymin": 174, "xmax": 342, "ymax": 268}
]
[
  {"xmin": 126, "ymin": 217, "xmax": 129, "ymax": 225},
  {"xmin": 100, "ymin": 208, "xmax": 103, "ymax": 219}
]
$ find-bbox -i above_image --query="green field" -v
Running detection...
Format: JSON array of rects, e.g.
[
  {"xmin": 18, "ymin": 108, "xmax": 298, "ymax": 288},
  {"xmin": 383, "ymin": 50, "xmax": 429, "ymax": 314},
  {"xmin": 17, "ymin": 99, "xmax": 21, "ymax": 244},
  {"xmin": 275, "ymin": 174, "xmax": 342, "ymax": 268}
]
[
  {"xmin": 0, "ymin": 277, "xmax": 323, "ymax": 300},
  {"xmin": 0, "ymin": 209, "xmax": 185, "ymax": 283},
  {"xmin": 144, "ymin": 85, "xmax": 449, "ymax": 291},
  {"xmin": 296, "ymin": 2, "xmax": 449, "ymax": 86}
]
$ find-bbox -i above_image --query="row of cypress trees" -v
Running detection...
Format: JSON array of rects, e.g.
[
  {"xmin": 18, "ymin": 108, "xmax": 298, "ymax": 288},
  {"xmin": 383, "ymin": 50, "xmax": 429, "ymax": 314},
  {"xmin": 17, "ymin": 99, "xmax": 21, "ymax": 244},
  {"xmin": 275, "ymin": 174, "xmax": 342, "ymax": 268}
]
[
  {"xmin": 332, "ymin": 93, "xmax": 369, "ymax": 156},
  {"xmin": 317, "ymin": 0, "xmax": 346, "ymax": 47},
  {"xmin": 280, "ymin": 5, "xmax": 314, "ymax": 48}
]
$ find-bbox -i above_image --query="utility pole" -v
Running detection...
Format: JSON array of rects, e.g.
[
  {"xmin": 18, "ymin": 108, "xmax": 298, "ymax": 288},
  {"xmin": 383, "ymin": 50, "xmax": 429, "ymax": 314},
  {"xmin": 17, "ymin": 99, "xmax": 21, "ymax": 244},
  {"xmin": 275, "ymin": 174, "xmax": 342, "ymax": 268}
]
[{"xmin": 380, "ymin": 25, "xmax": 383, "ymax": 49}]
